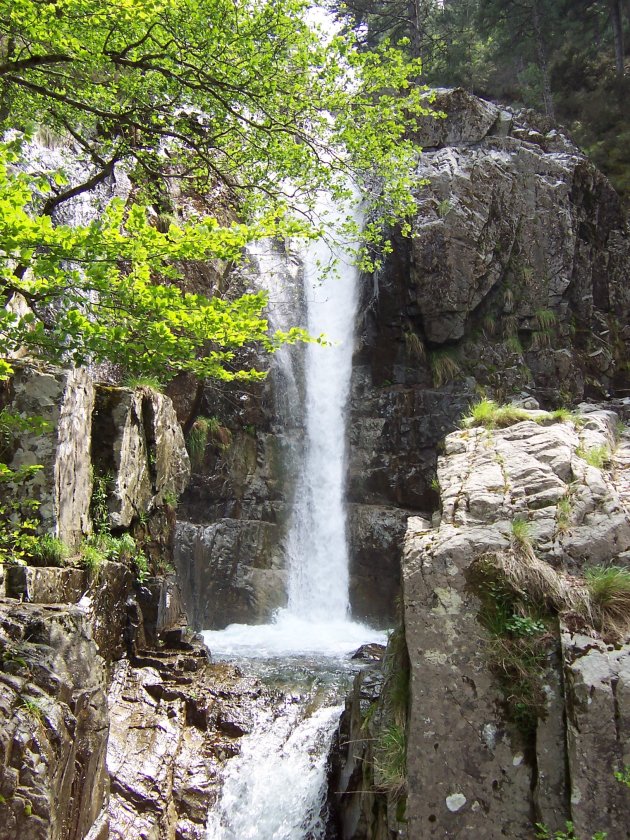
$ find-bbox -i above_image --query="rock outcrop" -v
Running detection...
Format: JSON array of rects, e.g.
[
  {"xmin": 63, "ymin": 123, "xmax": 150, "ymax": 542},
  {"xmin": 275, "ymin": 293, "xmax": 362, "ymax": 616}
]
[
  {"xmin": 0, "ymin": 602, "xmax": 109, "ymax": 840},
  {"xmin": 402, "ymin": 406, "xmax": 630, "ymax": 839},
  {"xmin": 347, "ymin": 88, "xmax": 630, "ymax": 624},
  {"xmin": 0, "ymin": 362, "xmax": 190, "ymax": 545}
]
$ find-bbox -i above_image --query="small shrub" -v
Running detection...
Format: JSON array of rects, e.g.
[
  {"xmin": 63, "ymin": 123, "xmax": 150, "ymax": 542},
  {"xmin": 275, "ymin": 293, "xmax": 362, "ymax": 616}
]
[
  {"xmin": 614, "ymin": 766, "xmax": 630, "ymax": 787},
  {"xmin": 163, "ymin": 490, "xmax": 179, "ymax": 509},
  {"xmin": 504, "ymin": 615, "xmax": 547, "ymax": 637},
  {"xmin": 80, "ymin": 544, "xmax": 104, "ymax": 576},
  {"xmin": 133, "ymin": 552, "xmax": 150, "ymax": 583},
  {"xmin": 437, "ymin": 198, "xmax": 452, "ymax": 217},
  {"xmin": 576, "ymin": 444, "xmax": 611, "ymax": 469}
]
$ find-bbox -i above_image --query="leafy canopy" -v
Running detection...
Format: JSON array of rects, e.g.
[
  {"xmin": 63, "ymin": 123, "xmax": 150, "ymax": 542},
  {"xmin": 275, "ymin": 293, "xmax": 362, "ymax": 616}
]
[
  {"xmin": 0, "ymin": 0, "xmax": 433, "ymax": 228},
  {"xmin": 0, "ymin": 0, "xmax": 436, "ymax": 384},
  {"xmin": 0, "ymin": 137, "xmax": 314, "ymax": 383}
]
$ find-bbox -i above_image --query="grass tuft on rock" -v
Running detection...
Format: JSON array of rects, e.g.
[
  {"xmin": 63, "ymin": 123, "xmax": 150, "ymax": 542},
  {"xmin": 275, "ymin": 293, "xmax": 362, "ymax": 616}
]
[
  {"xmin": 585, "ymin": 566, "xmax": 630, "ymax": 630},
  {"xmin": 462, "ymin": 399, "xmax": 581, "ymax": 431},
  {"xmin": 29, "ymin": 535, "xmax": 69, "ymax": 567}
]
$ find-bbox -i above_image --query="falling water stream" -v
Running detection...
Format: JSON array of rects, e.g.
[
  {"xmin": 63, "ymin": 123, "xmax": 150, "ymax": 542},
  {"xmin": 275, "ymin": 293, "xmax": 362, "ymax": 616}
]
[{"xmin": 203, "ymin": 203, "xmax": 386, "ymax": 839}]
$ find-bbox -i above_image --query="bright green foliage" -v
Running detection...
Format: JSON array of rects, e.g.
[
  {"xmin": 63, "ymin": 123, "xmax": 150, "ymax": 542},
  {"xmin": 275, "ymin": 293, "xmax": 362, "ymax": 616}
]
[
  {"xmin": 463, "ymin": 399, "xmax": 580, "ymax": 431},
  {"xmin": 510, "ymin": 517, "xmax": 533, "ymax": 550},
  {"xmin": 79, "ymin": 543, "xmax": 104, "ymax": 575},
  {"xmin": 585, "ymin": 566, "xmax": 630, "ymax": 612},
  {"xmin": 30, "ymin": 534, "xmax": 69, "ymax": 567},
  {"xmin": 615, "ymin": 766, "xmax": 630, "ymax": 787},
  {"xmin": 0, "ymin": 0, "xmax": 439, "ymax": 387},
  {"xmin": 0, "ymin": 139, "xmax": 314, "ymax": 384},
  {"xmin": 463, "ymin": 399, "xmax": 531, "ymax": 429},
  {"xmin": 575, "ymin": 444, "xmax": 611, "ymax": 469},
  {"xmin": 536, "ymin": 821, "xmax": 607, "ymax": 840},
  {"xmin": 0, "ymin": 0, "xmax": 434, "ymax": 238},
  {"xmin": 186, "ymin": 416, "xmax": 231, "ymax": 468},
  {"xmin": 374, "ymin": 723, "xmax": 406, "ymax": 792}
]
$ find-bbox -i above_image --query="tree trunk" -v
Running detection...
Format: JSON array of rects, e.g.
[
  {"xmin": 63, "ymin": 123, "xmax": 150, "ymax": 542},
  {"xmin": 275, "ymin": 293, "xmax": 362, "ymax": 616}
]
[
  {"xmin": 609, "ymin": 0, "xmax": 625, "ymax": 76},
  {"xmin": 531, "ymin": 0, "xmax": 556, "ymax": 121}
]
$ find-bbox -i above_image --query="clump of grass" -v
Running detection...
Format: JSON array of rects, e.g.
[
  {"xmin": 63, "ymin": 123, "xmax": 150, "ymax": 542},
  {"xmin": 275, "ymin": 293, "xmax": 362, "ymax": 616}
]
[
  {"xmin": 430, "ymin": 349, "xmax": 461, "ymax": 388},
  {"xmin": 535, "ymin": 309, "xmax": 557, "ymax": 330},
  {"xmin": 87, "ymin": 532, "xmax": 137, "ymax": 563},
  {"xmin": 374, "ymin": 723, "xmax": 407, "ymax": 796},
  {"xmin": 505, "ymin": 334, "xmax": 523, "ymax": 354},
  {"xmin": 550, "ymin": 407, "xmax": 573, "ymax": 423},
  {"xmin": 122, "ymin": 374, "xmax": 164, "ymax": 392},
  {"xmin": 510, "ymin": 517, "xmax": 533, "ymax": 551},
  {"xmin": 80, "ymin": 544, "xmax": 105, "ymax": 576},
  {"xmin": 186, "ymin": 416, "xmax": 232, "ymax": 469},
  {"xmin": 530, "ymin": 329, "xmax": 553, "ymax": 351},
  {"xmin": 556, "ymin": 494, "xmax": 573, "ymax": 534},
  {"xmin": 29, "ymin": 535, "xmax": 69, "ymax": 567},
  {"xmin": 585, "ymin": 566, "xmax": 630, "ymax": 629},
  {"xmin": 403, "ymin": 329, "xmax": 425, "ymax": 359},
  {"xmin": 576, "ymin": 444, "xmax": 611, "ymax": 469},
  {"xmin": 462, "ymin": 400, "xmax": 580, "ymax": 431},
  {"xmin": 463, "ymin": 399, "xmax": 532, "ymax": 429}
]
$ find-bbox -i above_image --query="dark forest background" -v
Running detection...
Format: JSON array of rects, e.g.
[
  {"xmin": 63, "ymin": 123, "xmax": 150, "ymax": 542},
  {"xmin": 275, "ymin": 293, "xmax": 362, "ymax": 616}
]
[{"xmin": 332, "ymin": 0, "xmax": 630, "ymax": 204}]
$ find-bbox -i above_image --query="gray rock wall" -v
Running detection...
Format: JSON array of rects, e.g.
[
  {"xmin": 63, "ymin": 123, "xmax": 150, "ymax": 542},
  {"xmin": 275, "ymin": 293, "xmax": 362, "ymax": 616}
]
[
  {"xmin": 0, "ymin": 363, "xmax": 190, "ymax": 543},
  {"xmin": 402, "ymin": 408, "xmax": 630, "ymax": 839}
]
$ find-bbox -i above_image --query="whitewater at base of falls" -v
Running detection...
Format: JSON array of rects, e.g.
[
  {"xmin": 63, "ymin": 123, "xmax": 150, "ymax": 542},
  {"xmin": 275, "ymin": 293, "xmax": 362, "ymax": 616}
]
[{"xmin": 203, "ymin": 619, "xmax": 386, "ymax": 840}]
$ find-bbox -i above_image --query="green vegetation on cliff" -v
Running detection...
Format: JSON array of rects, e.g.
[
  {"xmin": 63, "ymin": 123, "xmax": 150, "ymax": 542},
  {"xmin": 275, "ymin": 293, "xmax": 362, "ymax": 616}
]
[{"xmin": 0, "ymin": 0, "xmax": 437, "ymax": 386}]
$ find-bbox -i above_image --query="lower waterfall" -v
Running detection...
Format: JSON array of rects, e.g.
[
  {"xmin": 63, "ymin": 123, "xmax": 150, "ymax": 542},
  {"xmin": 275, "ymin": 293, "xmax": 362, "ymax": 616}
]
[{"xmin": 202, "ymin": 205, "xmax": 385, "ymax": 839}]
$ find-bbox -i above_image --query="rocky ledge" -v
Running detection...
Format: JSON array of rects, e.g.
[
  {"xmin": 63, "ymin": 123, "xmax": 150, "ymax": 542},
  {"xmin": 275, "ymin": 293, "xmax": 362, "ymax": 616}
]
[
  {"xmin": 403, "ymin": 403, "xmax": 630, "ymax": 839},
  {"xmin": 0, "ymin": 565, "xmax": 266, "ymax": 840}
]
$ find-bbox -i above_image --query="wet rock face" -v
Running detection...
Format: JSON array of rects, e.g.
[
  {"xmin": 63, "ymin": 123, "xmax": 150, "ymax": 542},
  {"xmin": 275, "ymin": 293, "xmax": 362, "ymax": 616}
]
[
  {"xmin": 402, "ymin": 407, "xmax": 630, "ymax": 839},
  {"xmin": 174, "ymin": 519, "xmax": 287, "ymax": 628},
  {"xmin": 0, "ymin": 602, "xmax": 109, "ymax": 840},
  {"xmin": 106, "ymin": 644, "xmax": 263, "ymax": 840}
]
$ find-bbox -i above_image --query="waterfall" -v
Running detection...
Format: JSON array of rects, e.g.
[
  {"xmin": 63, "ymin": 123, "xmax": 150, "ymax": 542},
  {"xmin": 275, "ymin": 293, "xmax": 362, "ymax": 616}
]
[
  {"xmin": 283, "ymin": 209, "xmax": 360, "ymax": 622},
  {"xmin": 203, "ymin": 200, "xmax": 385, "ymax": 840}
]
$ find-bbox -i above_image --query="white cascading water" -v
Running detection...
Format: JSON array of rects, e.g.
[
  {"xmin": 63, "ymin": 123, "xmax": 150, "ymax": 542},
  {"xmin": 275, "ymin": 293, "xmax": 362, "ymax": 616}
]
[
  {"xmin": 204, "ymin": 200, "xmax": 386, "ymax": 839},
  {"xmin": 283, "ymin": 209, "xmax": 359, "ymax": 622}
]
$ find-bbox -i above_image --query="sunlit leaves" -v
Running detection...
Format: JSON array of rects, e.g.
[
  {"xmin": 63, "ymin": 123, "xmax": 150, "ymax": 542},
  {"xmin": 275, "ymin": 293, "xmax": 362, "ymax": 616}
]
[{"xmin": 0, "ymin": 139, "xmax": 311, "ymax": 383}]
